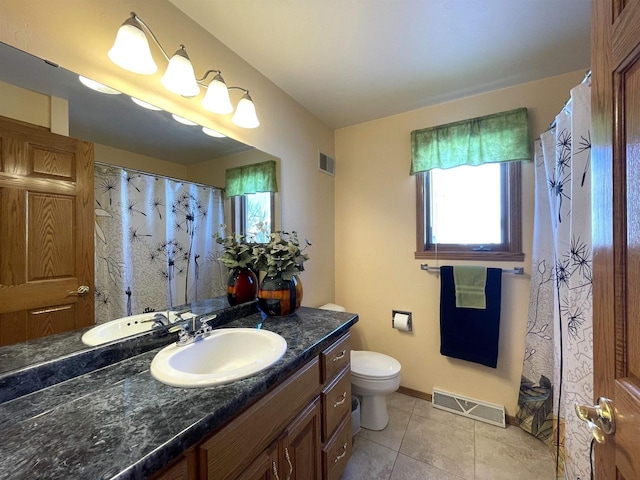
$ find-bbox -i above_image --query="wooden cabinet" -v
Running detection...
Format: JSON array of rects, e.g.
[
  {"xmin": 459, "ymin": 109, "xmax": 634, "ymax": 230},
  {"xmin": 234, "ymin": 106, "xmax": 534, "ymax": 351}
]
[{"xmin": 152, "ymin": 332, "xmax": 352, "ymax": 480}]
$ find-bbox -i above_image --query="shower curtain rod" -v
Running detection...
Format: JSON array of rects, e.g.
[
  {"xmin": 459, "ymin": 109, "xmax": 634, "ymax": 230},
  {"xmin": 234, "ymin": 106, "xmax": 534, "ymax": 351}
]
[
  {"xmin": 548, "ymin": 69, "xmax": 592, "ymax": 130},
  {"xmin": 420, "ymin": 264, "xmax": 524, "ymax": 275},
  {"xmin": 95, "ymin": 161, "xmax": 225, "ymax": 191}
]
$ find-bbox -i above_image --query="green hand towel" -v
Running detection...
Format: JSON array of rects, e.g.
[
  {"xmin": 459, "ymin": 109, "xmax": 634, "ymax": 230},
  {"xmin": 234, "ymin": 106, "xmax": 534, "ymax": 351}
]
[{"xmin": 453, "ymin": 266, "xmax": 487, "ymax": 309}]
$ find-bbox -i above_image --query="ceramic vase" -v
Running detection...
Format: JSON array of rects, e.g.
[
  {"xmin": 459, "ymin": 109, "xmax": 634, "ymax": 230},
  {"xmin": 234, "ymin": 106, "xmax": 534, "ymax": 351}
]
[
  {"xmin": 226, "ymin": 267, "xmax": 258, "ymax": 306},
  {"xmin": 257, "ymin": 274, "xmax": 303, "ymax": 317}
]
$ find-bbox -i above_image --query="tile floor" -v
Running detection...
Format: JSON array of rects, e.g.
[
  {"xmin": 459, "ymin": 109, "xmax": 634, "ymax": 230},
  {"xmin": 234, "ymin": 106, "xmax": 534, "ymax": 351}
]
[{"xmin": 342, "ymin": 393, "xmax": 555, "ymax": 480}]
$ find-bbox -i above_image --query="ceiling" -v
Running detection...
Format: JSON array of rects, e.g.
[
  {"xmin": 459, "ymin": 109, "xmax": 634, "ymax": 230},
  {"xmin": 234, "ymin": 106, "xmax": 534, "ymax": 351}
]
[{"xmin": 169, "ymin": 0, "xmax": 591, "ymax": 129}]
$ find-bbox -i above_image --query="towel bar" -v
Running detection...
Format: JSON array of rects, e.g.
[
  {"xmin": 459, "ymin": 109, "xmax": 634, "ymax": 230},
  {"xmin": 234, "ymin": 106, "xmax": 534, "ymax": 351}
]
[{"xmin": 420, "ymin": 264, "xmax": 524, "ymax": 275}]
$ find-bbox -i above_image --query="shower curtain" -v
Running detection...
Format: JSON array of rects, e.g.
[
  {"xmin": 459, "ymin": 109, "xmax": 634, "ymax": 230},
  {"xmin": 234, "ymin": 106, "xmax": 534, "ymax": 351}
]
[
  {"xmin": 94, "ymin": 165, "xmax": 227, "ymax": 324},
  {"xmin": 516, "ymin": 82, "xmax": 592, "ymax": 479}
]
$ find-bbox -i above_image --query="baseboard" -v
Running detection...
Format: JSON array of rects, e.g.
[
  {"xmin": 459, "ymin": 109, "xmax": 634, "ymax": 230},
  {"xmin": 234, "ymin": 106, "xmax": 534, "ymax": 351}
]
[
  {"xmin": 397, "ymin": 385, "xmax": 517, "ymax": 426},
  {"xmin": 397, "ymin": 386, "xmax": 432, "ymax": 402}
]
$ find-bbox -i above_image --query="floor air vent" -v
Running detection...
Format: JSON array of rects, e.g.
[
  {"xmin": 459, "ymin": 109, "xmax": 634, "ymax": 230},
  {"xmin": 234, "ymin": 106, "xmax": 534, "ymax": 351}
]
[
  {"xmin": 432, "ymin": 388, "xmax": 506, "ymax": 428},
  {"xmin": 318, "ymin": 152, "xmax": 335, "ymax": 176}
]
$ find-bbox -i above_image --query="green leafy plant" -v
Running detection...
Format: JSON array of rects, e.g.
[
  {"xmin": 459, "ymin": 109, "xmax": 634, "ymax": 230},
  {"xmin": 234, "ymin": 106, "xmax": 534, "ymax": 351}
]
[
  {"xmin": 213, "ymin": 226, "xmax": 255, "ymax": 269},
  {"xmin": 252, "ymin": 231, "xmax": 312, "ymax": 280}
]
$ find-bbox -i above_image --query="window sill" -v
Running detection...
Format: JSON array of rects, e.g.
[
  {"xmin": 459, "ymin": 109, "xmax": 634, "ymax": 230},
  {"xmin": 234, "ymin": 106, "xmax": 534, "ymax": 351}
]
[{"xmin": 414, "ymin": 251, "xmax": 525, "ymax": 262}]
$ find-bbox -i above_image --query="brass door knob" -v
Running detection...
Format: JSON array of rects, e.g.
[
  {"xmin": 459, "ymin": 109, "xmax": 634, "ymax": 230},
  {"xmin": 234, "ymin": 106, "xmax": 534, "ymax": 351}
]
[
  {"xmin": 69, "ymin": 285, "xmax": 90, "ymax": 296},
  {"xmin": 575, "ymin": 397, "xmax": 615, "ymax": 444}
]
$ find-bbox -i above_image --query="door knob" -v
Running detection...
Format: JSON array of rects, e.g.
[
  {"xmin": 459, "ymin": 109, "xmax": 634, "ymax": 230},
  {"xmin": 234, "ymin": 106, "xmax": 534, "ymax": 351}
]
[
  {"xmin": 575, "ymin": 397, "xmax": 615, "ymax": 444},
  {"xmin": 69, "ymin": 285, "xmax": 90, "ymax": 296}
]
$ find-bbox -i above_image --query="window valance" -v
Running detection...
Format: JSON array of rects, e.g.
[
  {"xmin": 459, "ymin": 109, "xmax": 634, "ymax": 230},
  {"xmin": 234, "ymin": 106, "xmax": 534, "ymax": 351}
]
[
  {"xmin": 410, "ymin": 107, "xmax": 530, "ymax": 175},
  {"xmin": 225, "ymin": 160, "xmax": 278, "ymax": 197}
]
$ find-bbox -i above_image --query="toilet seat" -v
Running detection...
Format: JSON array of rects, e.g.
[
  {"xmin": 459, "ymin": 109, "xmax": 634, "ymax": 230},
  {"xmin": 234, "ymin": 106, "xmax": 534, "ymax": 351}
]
[{"xmin": 351, "ymin": 350, "xmax": 401, "ymax": 381}]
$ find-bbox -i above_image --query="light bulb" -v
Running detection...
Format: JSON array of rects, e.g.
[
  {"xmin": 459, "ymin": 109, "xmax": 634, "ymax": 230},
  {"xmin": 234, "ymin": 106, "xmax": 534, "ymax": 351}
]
[
  {"xmin": 161, "ymin": 46, "xmax": 200, "ymax": 97},
  {"xmin": 172, "ymin": 114, "xmax": 198, "ymax": 126},
  {"xmin": 108, "ymin": 13, "xmax": 157, "ymax": 75},
  {"xmin": 201, "ymin": 73, "xmax": 233, "ymax": 114},
  {"xmin": 131, "ymin": 97, "xmax": 162, "ymax": 110},
  {"xmin": 232, "ymin": 92, "xmax": 260, "ymax": 128},
  {"xmin": 78, "ymin": 76, "xmax": 121, "ymax": 95},
  {"xmin": 202, "ymin": 127, "xmax": 226, "ymax": 138}
]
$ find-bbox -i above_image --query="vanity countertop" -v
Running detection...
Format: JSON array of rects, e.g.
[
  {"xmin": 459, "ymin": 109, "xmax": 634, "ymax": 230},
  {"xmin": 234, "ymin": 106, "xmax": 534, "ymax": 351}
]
[{"xmin": 0, "ymin": 307, "xmax": 358, "ymax": 480}]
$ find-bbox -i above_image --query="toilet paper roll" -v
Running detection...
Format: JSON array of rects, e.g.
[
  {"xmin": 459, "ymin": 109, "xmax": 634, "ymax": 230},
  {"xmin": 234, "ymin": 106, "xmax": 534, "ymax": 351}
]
[{"xmin": 393, "ymin": 313, "xmax": 411, "ymax": 331}]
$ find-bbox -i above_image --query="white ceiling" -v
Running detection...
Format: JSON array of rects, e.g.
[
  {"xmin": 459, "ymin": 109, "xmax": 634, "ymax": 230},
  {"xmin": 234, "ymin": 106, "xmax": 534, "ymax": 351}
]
[{"xmin": 169, "ymin": 0, "xmax": 591, "ymax": 129}]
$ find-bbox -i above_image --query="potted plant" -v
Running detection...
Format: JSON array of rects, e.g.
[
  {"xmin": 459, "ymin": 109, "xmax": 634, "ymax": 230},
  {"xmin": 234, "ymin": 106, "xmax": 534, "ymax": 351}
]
[
  {"xmin": 214, "ymin": 227, "xmax": 258, "ymax": 306},
  {"xmin": 252, "ymin": 231, "xmax": 312, "ymax": 317}
]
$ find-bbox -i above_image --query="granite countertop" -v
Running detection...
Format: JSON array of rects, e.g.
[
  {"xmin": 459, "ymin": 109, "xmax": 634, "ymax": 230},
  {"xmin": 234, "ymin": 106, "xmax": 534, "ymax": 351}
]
[{"xmin": 0, "ymin": 307, "xmax": 358, "ymax": 480}]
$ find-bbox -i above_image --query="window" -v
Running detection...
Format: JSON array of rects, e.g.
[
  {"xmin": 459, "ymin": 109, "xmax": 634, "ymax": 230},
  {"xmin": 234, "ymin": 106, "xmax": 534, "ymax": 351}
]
[
  {"xmin": 415, "ymin": 161, "xmax": 523, "ymax": 260},
  {"xmin": 410, "ymin": 107, "xmax": 528, "ymax": 261},
  {"xmin": 231, "ymin": 191, "xmax": 275, "ymax": 243},
  {"xmin": 225, "ymin": 160, "xmax": 278, "ymax": 243}
]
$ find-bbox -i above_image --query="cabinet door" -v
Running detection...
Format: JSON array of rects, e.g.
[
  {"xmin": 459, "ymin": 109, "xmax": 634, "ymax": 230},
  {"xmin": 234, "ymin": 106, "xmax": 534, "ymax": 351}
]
[
  {"xmin": 281, "ymin": 398, "xmax": 322, "ymax": 480},
  {"xmin": 237, "ymin": 445, "xmax": 278, "ymax": 480}
]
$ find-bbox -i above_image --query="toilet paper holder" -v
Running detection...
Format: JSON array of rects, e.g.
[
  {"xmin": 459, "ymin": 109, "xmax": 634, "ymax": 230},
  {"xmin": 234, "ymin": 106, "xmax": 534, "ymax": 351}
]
[{"xmin": 392, "ymin": 310, "xmax": 412, "ymax": 331}]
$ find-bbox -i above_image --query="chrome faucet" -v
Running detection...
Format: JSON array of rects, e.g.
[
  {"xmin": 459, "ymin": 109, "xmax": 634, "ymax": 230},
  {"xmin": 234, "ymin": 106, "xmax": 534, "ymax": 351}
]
[
  {"xmin": 141, "ymin": 307, "xmax": 192, "ymax": 329},
  {"xmin": 176, "ymin": 313, "xmax": 217, "ymax": 346}
]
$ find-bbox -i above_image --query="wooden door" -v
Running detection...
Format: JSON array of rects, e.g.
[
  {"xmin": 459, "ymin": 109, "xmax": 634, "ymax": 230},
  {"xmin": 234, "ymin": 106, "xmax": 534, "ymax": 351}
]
[
  {"xmin": 592, "ymin": 0, "xmax": 640, "ymax": 477},
  {"xmin": 0, "ymin": 115, "xmax": 94, "ymax": 346},
  {"xmin": 281, "ymin": 398, "xmax": 322, "ymax": 480}
]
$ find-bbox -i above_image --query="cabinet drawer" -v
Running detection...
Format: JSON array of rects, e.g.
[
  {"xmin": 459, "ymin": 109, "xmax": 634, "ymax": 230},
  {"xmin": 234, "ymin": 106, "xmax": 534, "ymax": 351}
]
[
  {"xmin": 321, "ymin": 368, "xmax": 351, "ymax": 441},
  {"xmin": 322, "ymin": 416, "xmax": 352, "ymax": 480},
  {"xmin": 321, "ymin": 333, "xmax": 351, "ymax": 383}
]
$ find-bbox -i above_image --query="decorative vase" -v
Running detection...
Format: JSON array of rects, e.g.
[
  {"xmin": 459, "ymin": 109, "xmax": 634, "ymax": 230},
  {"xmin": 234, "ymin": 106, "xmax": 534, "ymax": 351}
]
[
  {"xmin": 258, "ymin": 274, "xmax": 303, "ymax": 317},
  {"xmin": 227, "ymin": 267, "xmax": 258, "ymax": 306}
]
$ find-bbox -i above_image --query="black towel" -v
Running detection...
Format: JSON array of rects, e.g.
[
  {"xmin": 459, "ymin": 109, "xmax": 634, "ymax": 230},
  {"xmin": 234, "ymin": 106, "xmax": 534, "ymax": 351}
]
[{"xmin": 440, "ymin": 266, "xmax": 502, "ymax": 368}]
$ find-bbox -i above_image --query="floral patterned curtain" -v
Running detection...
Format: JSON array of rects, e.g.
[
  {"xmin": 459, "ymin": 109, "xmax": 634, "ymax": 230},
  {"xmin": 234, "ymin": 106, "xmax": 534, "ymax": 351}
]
[
  {"xmin": 516, "ymin": 82, "xmax": 592, "ymax": 479},
  {"xmin": 94, "ymin": 165, "xmax": 226, "ymax": 324}
]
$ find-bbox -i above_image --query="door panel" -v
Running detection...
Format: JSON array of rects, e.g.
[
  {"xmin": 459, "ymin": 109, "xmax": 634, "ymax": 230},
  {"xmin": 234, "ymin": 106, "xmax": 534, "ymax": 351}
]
[
  {"xmin": 592, "ymin": 0, "xmax": 640, "ymax": 478},
  {"xmin": 0, "ymin": 115, "xmax": 94, "ymax": 346}
]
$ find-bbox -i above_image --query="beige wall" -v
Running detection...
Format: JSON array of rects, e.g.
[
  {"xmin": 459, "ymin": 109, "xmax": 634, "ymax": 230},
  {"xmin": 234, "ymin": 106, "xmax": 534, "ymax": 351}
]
[
  {"xmin": 95, "ymin": 144, "xmax": 189, "ymax": 180},
  {"xmin": 0, "ymin": 0, "xmax": 336, "ymax": 307},
  {"xmin": 335, "ymin": 70, "xmax": 585, "ymax": 414},
  {"xmin": 0, "ymin": 79, "xmax": 51, "ymax": 127}
]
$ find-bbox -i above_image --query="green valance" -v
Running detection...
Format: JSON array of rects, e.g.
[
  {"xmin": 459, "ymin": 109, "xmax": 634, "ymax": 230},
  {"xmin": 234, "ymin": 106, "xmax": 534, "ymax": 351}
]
[
  {"xmin": 410, "ymin": 107, "xmax": 530, "ymax": 175},
  {"xmin": 225, "ymin": 160, "xmax": 278, "ymax": 197}
]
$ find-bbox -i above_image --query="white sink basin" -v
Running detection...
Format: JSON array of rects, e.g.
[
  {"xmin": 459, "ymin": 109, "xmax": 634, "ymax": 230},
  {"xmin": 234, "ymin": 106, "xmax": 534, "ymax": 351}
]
[
  {"xmin": 150, "ymin": 328, "xmax": 287, "ymax": 388},
  {"xmin": 81, "ymin": 311, "xmax": 196, "ymax": 346}
]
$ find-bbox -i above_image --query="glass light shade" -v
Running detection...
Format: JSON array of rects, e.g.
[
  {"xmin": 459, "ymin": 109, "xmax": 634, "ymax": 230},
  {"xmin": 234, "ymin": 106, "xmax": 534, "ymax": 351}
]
[
  {"xmin": 78, "ymin": 76, "xmax": 121, "ymax": 95},
  {"xmin": 201, "ymin": 74, "xmax": 233, "ymax": 114},
  {"xmin": 232, "ymin": 92, "xmax": 260, "ymax": 128},
  {"xmin": 131, "ymin": 97, "xmax": 162, "ymax": 110},
  {"xmin": 108, "ymin": 16, "xmax": 158, "ymax": 75},
  {"xmin": 172, "ymin": 114, "xmax": 198, "ymax": 126},
  {"xmin": 161, "ymin": 47, "xmax": 200, "ymax": 97},
  {"xmin": 202, "ymin": 127, "xmax": 226, "ymax": 138}
]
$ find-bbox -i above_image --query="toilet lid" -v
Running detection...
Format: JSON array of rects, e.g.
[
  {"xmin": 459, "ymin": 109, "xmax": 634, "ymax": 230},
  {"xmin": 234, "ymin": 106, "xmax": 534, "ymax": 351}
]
[{"xmin": 351, "ymin": 350, "xmax": 401, "ymax": 380}]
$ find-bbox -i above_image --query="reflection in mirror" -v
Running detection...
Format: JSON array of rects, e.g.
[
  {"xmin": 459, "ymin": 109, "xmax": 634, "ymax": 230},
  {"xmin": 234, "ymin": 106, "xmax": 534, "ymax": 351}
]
[{"xmin": 0, "ymin": 42, "xmax": 280, "ymax": 375}]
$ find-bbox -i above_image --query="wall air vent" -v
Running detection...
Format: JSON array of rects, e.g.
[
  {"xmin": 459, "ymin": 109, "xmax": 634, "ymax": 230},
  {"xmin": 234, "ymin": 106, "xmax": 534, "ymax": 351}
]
[
  {"xmin": 318, "ymin": 151, "xmax": 335, "ymax": 176},
  {"xmin": 432, "ymin": 388, "xmax": 506, "ymax": 428}
]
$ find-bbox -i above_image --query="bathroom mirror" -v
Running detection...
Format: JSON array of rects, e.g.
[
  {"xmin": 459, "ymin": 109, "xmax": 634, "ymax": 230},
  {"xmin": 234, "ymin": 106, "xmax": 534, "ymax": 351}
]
[{"xmin": 0, "ymin": 41, "xmax": 279, "ymax": 374}]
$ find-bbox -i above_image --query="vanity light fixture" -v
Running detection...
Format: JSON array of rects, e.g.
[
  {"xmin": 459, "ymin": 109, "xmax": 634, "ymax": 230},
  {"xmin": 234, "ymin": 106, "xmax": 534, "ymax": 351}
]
[
  {"xmin": 202, "ymin": 127, "xmax": 226, "ymax": 138},
  {"xmin": 78, "ymin": 76, "xmax": 121, "ymax": 95},
  {"xmin": 172, "ymin": 114, "xmax": 199, "ymax": 126},
  {"xmin": 231, "ymin": 90, "xmax": 260, "ymax": 128},
  {"xmin": 109, "ymin": 12, "xmax": 260, "ymax": 128},
  {"xmin": 131, "ymin": 97, "xmax": 163, "ymax": 111}
]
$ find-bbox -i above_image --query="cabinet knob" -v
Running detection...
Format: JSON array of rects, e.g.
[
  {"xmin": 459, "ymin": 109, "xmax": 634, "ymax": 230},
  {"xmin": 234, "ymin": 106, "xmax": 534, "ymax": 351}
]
[
  {"xmin": 284, "ymin": 448, "xmax": 293, "ymax": 480},
  {"xmin": 334, "ymin": 443, "xmax": 348, "ymax": 464},
  {"xmin": 272, "ymin": 461, "xmax": 281, "ymax": 480},
  {"xmin": 334, "ymin": 391, "xmax": 347, "ymax": 408},
  {"xmin": 333, "ymin": 350, "xmax": 346, "ymax": 362}
]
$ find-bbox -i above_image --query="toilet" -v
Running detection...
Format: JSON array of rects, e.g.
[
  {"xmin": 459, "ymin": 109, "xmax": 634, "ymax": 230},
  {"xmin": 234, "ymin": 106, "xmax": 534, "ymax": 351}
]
[
  {"xmin": 350, "ymin": 350, "xmax": 401, "ymax": 430},
  {"xmin": 318, "ymin": 303, "xmax": 402, "ymax": 431}
]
